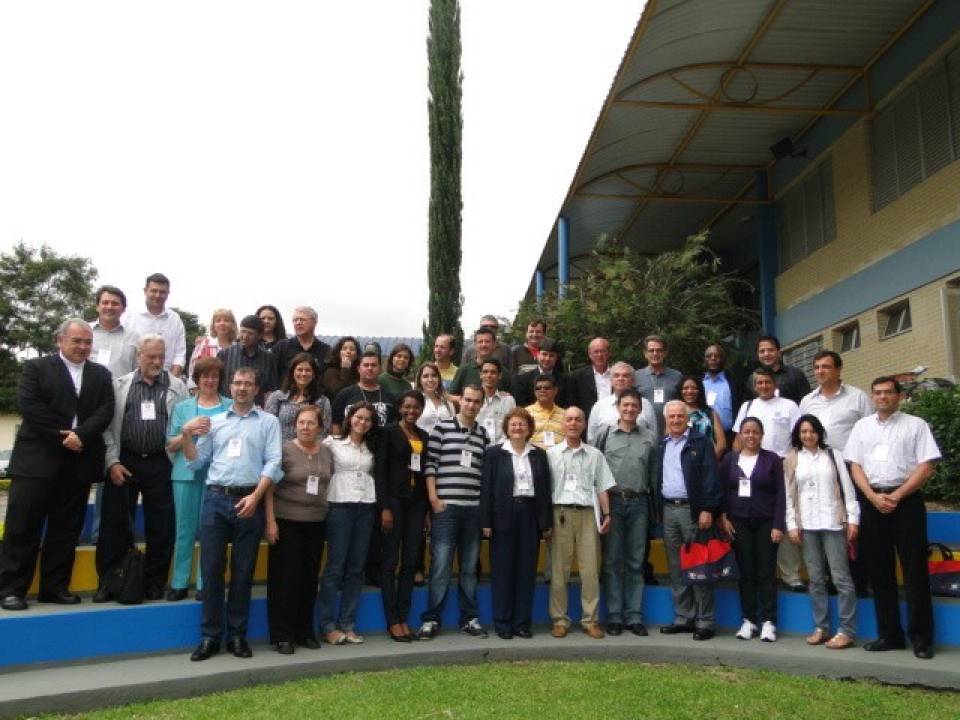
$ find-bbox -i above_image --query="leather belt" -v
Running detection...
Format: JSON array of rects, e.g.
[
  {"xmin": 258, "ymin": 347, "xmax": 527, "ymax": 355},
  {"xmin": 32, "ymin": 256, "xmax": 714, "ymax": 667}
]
[
  {"xmin": 663, "ymin": 498, "xmax": 689, "ymax": 505},
  {"xmin": 207, "ymin": 484, "xmax": 257, "ymax": 498}
]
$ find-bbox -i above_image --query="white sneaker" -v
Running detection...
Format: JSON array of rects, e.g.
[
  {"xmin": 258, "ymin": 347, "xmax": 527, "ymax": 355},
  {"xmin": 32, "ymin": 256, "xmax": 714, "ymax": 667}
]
[
  {"xmin": 736, "ymin": 619, "xmax": 757, "ymax": 640},
  {"xmin": 760, "ymin": 621, "xmax": 777, "ymax": 642},
  {"xmin": 460, "ymin": 618, "xmax": 489, "ymax": 638},
  {"xmin": 417, "ymin": 621, "xmax": 439, "ymax": 640}
]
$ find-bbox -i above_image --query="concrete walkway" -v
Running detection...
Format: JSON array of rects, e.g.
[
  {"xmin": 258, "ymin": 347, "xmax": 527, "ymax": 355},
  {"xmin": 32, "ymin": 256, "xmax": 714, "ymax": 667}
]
[{"xmin": 0, "ymin": 627, "xmax": 956, "ymax": 718}]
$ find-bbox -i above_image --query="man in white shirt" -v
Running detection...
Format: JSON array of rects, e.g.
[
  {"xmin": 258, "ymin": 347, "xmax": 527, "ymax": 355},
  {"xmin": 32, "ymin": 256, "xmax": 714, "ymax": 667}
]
[
  {"xmin": 125, "ymin": 273, "xmax": 186, "ymax": 377},
  {"xmin": 587, "ymin": 362, "xmax": 656, "ymax": 444},
  {"xmin": 547, "ymin": 407, "xmax": 614, "ymax": 639},
  {"xmin": 733, "ymin": 368, "xmax": 804, "ymax": 591},
  {"xmin": 799, "ymin": 351, "xmax": 872, "ymax": 452},
  {"xmin": 90, "ymin": 285, "xmax": 139, "ymax": 378},
  {"xmin": 476, "ymin": 359, "xmax": 515, "ymax": 444},
  {"xmin": 844, "ymin": 376, "xmax": 941, "ymax": 659}
]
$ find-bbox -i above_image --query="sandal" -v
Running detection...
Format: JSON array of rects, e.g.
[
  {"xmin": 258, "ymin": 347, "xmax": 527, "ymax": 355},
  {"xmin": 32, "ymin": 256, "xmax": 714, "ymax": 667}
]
[
  {"xmin": 343, "ymin": 631, "xmax": 364, "ymax": 644},
  {"xmin": 806, "ymin": 628, "xmax": 828, "ymax": 645},
  {"xmin": 825, "ymin": 632, "xmax": 854, "ymax": 649},
  {"xmin": 324, "ymin": 630, "xmax": 346, "ymax": 645}
]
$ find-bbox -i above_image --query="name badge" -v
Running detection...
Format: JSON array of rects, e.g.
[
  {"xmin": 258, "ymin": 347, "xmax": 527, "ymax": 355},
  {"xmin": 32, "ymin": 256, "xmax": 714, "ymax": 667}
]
[
  {"xmin": 516, "ymin": 471, "xmax": 531, "ymax": 491},
  {"xmin": 96, "ymin": 348, "xmax": 112, "ymax": 366},
  {"xmin": 140, "ymin": 400, "xmax": 157, "ymax": 421},
  {"xmin": 306, "ymin": 475, "xmax": 320, "ymax": 496},
  {"xmin": 409, "ymin": 453, "xmax": 422, "ymax": 472},
  {"xmin": 871, "ymin": 444, "xmax": 890, "ymax": 462},
  {"xmin": 543, "ymin": 431, "xmax": 556, "ymax": 447},
  {"xmin": 653, "ymin": 388, "xmax": 665, "ymax": 404},
  {"xmin": 738, "ymin": 476, "xmax": 751, "ymax": 498},
  {"xmin": 353, "ymin": 471, "xmax": 368, "ymax": 494},
  {"xmin": 483, "ymin": 418, "xmax": 497, "ymax": 438},
  {"xmin": 460, "ymin": 450, "xmax": 473, "ymax": 468},
  {"xmin": 227, "ymin": 437, "xmax": 243, "ymax": 458},
  {"xmin": 706, "ymin": 391, "xmax": 717, "ymax": 406},
  {"xmin": 774, "ymin": 388, "xmax": 780, "ymax": 397},
  {"xmin": 563, "ymin": 472, "xmax": 579, "ymax": 493}
]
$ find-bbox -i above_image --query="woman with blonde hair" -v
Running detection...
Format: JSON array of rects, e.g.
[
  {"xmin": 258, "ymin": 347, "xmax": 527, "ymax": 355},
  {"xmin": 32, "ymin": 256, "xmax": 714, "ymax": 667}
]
[{"xmin": 188, "ymin": 309, "xmax": 237, "ymax": 378}]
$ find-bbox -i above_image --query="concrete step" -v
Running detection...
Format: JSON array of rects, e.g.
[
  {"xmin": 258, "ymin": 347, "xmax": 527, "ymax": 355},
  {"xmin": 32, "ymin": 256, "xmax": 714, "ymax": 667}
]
[{"xmin": 2, "ymin": 582, "xmax": 958, "ymax": 669}]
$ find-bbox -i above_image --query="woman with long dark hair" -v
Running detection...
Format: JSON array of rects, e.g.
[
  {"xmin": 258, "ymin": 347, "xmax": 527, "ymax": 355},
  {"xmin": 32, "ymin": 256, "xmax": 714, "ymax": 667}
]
[
  {"xmin": 379, "ymin": 343, "xmax": 414, "ymax": 397},
  {"xmin": 264, "ymin": 352, "xmax": 332, "ymax": 441},
  {"xmin": 256, "ymin": 305, "xmax": 288, "ymax": 352},
  {"xmin": 321, "ymin": 336, "xmax": 361, "ymax": 400},
  {"xmin": 318, "ymin": 402, "xmax": 379, "ymax": 645},
  {"xmin": 784, "ymin": 413, "xmax": 859, "ymax": 649}
]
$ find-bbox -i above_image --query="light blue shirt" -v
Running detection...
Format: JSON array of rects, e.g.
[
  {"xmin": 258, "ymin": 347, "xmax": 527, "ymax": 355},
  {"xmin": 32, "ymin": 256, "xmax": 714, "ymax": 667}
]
[
  {"xmin": 703, "ymin": 371, "xmax": 734, "ymax": 430},
  {"xmin": 662, "ymin": 431, "xmax": 689, "ymax": 500},
  {"xmin": 188, "ymin": 404, "xmax": 283, "ymax": 487}
]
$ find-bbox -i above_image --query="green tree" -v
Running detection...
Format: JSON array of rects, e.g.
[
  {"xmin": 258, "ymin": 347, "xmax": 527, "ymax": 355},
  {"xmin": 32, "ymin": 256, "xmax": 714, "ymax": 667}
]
[
  {"xmin": 904, "ymin": 387, "xmax": 960, "ymax": 505},
  {"xmin": 172, "ymin": 307, "xmax": 207, "ymax": 358},
  {"xmin": 0, "ymin": 242, "xmax": 98, "ymax": 412},
  {"xmin": 508, "ymin": 233, "xmax": 758, "ymax": 373},
  {"xmin": 421, "ymin": 0, "xmax": 465, "ymax": 362}
]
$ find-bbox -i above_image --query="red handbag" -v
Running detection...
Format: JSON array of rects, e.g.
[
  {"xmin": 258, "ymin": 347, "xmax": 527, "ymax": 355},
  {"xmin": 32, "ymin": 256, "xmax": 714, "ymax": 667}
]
[{"xmin": 680, "ymin": 528, "xmax": 739, "ymax": 585}]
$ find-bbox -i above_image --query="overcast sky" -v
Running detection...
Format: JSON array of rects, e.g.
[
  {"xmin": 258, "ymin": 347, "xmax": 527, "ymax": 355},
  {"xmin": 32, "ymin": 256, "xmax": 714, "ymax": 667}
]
[{"xmin": 0, "ymin": 1, "xmax": 641, "ymax": 338}]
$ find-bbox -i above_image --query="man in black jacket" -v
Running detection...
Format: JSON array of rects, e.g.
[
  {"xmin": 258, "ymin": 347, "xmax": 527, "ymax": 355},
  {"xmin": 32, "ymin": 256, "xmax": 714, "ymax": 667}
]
[
  {"xmin": 656, "ymin": 400, "xmax": 721, "ymax": 640},
  {"xmin": 0, "ymin": 319, "xmax": 115, "ymax": 610},
  {"xmin": 568, "ymin": 337, "xmax": 611, "ymax": 414}
]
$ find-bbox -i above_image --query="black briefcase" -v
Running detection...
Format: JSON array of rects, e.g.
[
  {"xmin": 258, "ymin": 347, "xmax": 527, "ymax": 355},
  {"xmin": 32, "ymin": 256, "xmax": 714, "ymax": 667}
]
[{"xmin": 104, "ymin": 547, "xmax": 145, "ymax": 605}]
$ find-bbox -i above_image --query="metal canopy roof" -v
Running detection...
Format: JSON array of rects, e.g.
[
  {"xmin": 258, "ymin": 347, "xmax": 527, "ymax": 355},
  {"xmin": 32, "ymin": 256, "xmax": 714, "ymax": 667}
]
[{"xmin": 530, "ymin": 0, "xmax": 934, "ymax": 291}]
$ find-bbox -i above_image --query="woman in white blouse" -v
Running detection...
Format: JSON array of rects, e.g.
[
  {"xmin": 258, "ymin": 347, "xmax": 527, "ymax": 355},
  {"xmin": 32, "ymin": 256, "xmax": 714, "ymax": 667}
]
[
  {"xmin": 414, "ymin": 362, "xmax": 456, "ymax": 434},
  {"xmin": 784, "ymin": 414, "xmax": 860, "ymax": 649},
  {"xmin": 317, "ymin": 402, "xmax": 379, "ymax": 645}
]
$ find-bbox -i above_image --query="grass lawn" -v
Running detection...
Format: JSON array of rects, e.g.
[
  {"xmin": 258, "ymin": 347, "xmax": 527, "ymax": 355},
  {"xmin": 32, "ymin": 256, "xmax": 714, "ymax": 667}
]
[{"xmin": 43, "ymin": 660, "xmax": 958, "ymax": 720}]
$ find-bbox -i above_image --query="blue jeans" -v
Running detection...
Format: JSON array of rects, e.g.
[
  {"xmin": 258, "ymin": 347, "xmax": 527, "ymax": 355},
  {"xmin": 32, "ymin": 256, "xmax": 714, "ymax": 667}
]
[
  {"xmin": 317, "ymin": 503, "xmax": 375, "ymax": 634},
  {"xmin": 421, "ymin": 503, "xmax": 480, "ymax": 627},
  {"xmin": 199, "ymin": 487, "xmax": 264, "ymax": 641},
  {"xmin": 602, "ymin": 493, "xmax": 649, "ymax": 625}
]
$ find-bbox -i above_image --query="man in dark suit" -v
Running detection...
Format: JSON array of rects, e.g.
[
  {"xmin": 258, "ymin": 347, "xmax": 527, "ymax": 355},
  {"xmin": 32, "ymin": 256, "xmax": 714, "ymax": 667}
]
[
  {"xmin": 511, "ymin": 339, "xmax": 570, "ymax": 408},
  {"xmin": 656, "ymin": 400, "xmax": 721, "ymax": 640},
  {"xmin": 569, "ymin": 337, "xmax": 611, "ymax": 414},
  {"xmin": 0, "ymin": 319, "xmax": 115, "ymax": 610}
]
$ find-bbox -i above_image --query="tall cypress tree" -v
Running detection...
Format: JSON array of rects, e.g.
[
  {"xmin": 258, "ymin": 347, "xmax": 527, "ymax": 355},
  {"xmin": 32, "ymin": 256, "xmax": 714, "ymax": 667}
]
[{"xmin": 422, "ymin": 0, "xmax": 464, "ymax": 362}]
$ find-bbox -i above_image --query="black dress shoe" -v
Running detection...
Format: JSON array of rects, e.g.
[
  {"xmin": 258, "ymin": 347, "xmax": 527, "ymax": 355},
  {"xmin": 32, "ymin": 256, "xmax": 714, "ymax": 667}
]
[
  {"xmin": 497, "ymin": 630, "xmax": 514, "ymax": 640},
  {"xmin": 788, "ymin": 582, "xmax": 808, "ymax": 593},
  {"xmin": 659, "ymin": 623, "xmax": 695, "ymax": 634},
  {"xmin": 276, "ymin": 641, "xmax": 295, "ymax": 655},
  {"xmin": 190, "ymin": 638, "xmax": 220, "ymax": 662},
  {"xmin": 627, "ymin": 623, "xmax": 648, "ymax": 637},
  {"xmin": 913, "ymin": 645, "xmax": 934, "ymax": 660},
  {"xmin": 166, "ymin": 588, "xmax": 188, "ymax": 602},
  {"xmin": 38, "ymin": 590, "xmax": 82, "ymax": 605},
  {"xmin": 227, "ymin": 637, "xmax": 253, "ymax": 658},
  {"xmin": 863, "ymin": 638, "xmax": 906, "ymax": 652},
  {"xmin": 390, "ymin": 631, "xmax": 413, "ymax": 643},
  {"xmin": 693, "ymin": 628, "xmax": 715, "ymax": 641},
  {"xmin": 1, "ymin": 594, "xmax": 28, "ymax": 611},
  {"xmin": 514, "ymin": 629, "xmax": 533, "ymax": 639},
  {"xmin": 606, "ymin": 622, "xmax": 623, "ymax": 636},
  {"xmin": 92, "ymin": 587, "xmax": 111, "ymax": 603},
  {"xmin": 298, "ymin": 637, "xmax": 321, "ymax": 650}
]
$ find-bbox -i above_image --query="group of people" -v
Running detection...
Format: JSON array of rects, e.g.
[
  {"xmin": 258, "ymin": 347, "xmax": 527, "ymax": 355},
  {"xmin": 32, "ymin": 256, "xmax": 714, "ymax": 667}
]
[{"xmin": 0, "ymin": 279, "xmax": 943, "ymax": 664}]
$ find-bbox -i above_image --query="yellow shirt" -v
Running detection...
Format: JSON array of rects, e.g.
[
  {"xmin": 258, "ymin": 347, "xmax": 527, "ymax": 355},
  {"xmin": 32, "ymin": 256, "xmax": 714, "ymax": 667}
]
[{"xmin": 526, "ymin": 402, "xmax": 565, "ymax": 449}]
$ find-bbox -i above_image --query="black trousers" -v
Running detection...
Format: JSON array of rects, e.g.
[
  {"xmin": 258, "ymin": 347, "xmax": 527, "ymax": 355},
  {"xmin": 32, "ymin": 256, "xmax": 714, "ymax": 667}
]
[
  {"xmin": 0, "ymin": 466, "xmax": 90, "ymax": 597},
  {"xmin": 96, "ymin": 451, "xmax": 173, "ymax": 591},
  {"xmin": 731, "ymin": 516, "xmax": 778, "ymax": 625},
  {"xmin": 380, "ymin": 497, "xmax": 428, "ymax": 626},
  {"xmin": 490, "ymin": 498, "xmax": 540, "ymax": 634},
  {"xmin": 860, "ymin": 491, "xmax": 933, "ymax": 646},
  {"xmin": 267, "ymin": 518, "xmax": 325, "ymax": 644}
]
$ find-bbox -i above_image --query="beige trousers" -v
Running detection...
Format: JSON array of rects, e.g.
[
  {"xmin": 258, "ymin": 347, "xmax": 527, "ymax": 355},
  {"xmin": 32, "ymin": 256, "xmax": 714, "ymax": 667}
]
[{"xmin": 549, "ymin": 506, "xmax": 600, "ymax": 628}]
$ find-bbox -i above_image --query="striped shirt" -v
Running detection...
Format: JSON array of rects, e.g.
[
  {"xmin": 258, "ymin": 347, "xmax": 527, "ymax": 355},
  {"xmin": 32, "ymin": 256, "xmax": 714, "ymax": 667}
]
[
  {"xmin": 217, "ymin": 344, "xmax": 278, "ymax": 404},
  {"xmin": 425, "ymin": 416, "xmax": 490, "ymax": 506},
  {"xmin": 120, "ymin": 370, "xmax": 170, "ymax": 454}
]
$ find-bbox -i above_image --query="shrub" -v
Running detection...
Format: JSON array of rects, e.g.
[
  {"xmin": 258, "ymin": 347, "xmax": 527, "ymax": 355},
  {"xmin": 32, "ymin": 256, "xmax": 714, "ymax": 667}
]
[{"xmin": 904, "ymin": 387, "xmax": 960, "ymax": 505}]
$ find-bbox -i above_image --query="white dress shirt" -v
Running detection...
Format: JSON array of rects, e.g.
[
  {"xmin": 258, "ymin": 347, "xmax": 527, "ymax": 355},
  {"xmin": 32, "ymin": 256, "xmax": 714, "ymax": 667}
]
[
  {"xmin": 733, "ymin": 396, "xmax": 800, "ymax": 457},
  {"xmin": 593, "ymin": 368, "xmax": 612, "ymax": 400},
  {"xmin": 799, "ymin": 383, "xmax": 872, "ymax": 451},
  {"xmin": 125, "ymin": 308, "xmax": 187, "ymax": 370},
  {"xmin": 843, "ymin": 412, "xmax": 941, "ymax": 489},
  {"xmin": 586, "ymin": 393, "xmax": 656, "ymax": 444},
  {"xmin": 59, "ymin": 353, "xmax": 84, "ymax": 428}
]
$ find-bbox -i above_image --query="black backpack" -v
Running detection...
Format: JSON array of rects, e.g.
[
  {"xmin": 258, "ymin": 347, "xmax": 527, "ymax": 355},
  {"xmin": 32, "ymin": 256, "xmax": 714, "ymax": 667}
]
[{"xmin": 104, "ymin": 546, "xmax": 145, "ymax": 604}]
